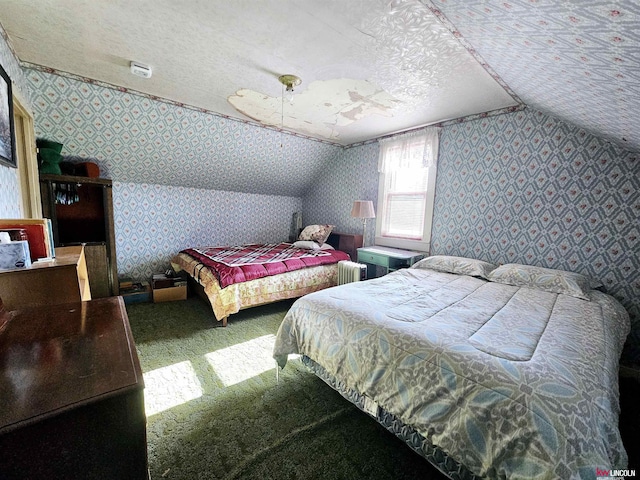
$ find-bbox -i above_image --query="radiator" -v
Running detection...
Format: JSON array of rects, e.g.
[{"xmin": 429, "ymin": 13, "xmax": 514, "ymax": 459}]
[{"xmin": 337, "ymin": 260, "xmax": 367, "ymax": 285}]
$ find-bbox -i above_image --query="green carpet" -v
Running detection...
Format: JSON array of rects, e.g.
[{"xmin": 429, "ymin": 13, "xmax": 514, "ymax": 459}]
[{"xmin": 127, "ymin": 297, "xmax": 444, "ymax": 480}]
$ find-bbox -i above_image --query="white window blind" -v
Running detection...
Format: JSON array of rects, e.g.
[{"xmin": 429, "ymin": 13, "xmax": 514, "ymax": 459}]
[
  {"xmin": 382, "ymin": 171, "xmax": 428, "ymax": 239},
  {"xmin": 375, "ymin": 127, "xmax": 440, "ymax": 251}
]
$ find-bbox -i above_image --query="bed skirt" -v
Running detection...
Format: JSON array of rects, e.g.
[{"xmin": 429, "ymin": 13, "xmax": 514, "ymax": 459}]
[{"xmin": 301, "ymin": 355, "xmax": 482, "ymax": 480}]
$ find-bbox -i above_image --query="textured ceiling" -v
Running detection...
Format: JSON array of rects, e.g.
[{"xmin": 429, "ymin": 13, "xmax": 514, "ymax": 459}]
[
  {"xmin": 0, "ymin": 0, "xmax": 517, "ymax": 146},
  {"xmin": 1, "ymin": 0, "xmax": 637, "ymax": 151},
  {"xmin": 428, "ymin": 0, "xmax": 640, "ymax": 153}
]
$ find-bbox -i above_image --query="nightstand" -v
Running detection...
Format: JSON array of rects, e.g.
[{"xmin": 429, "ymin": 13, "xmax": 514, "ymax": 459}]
[{"xmin": 357, "ymin": 246, "xmax": 425, "ymax": 279}]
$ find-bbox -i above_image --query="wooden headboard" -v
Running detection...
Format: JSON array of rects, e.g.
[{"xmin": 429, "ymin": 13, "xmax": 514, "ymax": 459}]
[{"xmin": 327, "ymin": 232, "xmax": 363, "ymax": 261}]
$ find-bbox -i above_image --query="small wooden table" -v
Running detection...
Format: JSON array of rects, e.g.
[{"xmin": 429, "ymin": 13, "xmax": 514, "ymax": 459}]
[{"xmin": 0, "ymin": 297, "xmax": 148, "ymax": 479}]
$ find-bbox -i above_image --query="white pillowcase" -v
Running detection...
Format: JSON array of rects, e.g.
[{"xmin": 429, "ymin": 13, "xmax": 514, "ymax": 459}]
[
  {"xmin": 412, "ymin": 255, "xmax": 497, "ymax": 279},
  {"xmin": 292, "ymin": 240, "xmax": 335, "ymax": 251},
  {"xmin": 487, "ymin": 263, "xmax": 594, "ymax": 300},
  {"xmin": 292, "ymin": 240, "xmax": 320, "ymax": 250}
]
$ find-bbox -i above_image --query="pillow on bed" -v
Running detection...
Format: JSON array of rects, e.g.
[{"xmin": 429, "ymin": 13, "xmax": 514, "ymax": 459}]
[
  {"xmin": 412, "ymin": 255, "xmax": 497, "ymax": 279},
  {"xmin": 292, "ymin": 240, "xmax": 321, "ymax": 250},
  {"xmin": 298, "ymin": 224, "xmax": 334, "ymax": 245},
  {"xmin": 487, "ymin": 263, "xmax": 593, "ymax": 300},
  {"xmin": 292, "ymin": 240, "xmax": 335, "ymax": 251}
]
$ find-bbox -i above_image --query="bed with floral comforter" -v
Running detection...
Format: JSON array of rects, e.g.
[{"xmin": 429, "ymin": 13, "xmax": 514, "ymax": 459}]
[
  {"xmin": 172, "ymin": 242, "xmax": 349, "ymax": 325},
  {"xmin": 273, "ymin": 256, "xmax": 630, "ymax": 479}
]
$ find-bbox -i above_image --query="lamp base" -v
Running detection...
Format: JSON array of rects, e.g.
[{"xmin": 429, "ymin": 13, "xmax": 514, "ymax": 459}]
[{"xmin": 362, "ymin": 219, "xmax": 367, "ymax": 248}]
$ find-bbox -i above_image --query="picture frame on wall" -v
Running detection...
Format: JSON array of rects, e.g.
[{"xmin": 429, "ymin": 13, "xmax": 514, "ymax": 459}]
[{"xmin": 0, "ymin": 62, "xmax": 16, "ymax": 168}]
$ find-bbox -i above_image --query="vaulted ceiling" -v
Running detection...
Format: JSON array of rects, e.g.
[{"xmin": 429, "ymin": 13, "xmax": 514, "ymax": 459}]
[
  {"xmin": 430, "ymin": 0, "xmax": 639, "ymax": 153},
  {"xmin": 0, "ymin": 0, "xmax": 637, "ymax": 151}
]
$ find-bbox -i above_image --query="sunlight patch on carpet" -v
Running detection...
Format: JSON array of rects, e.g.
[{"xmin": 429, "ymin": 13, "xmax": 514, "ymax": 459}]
[
  {"xmin": 205, "ymin": 334, "xmax": 281, "ymax": 386},
  {"xmin": 143, "ymin": 360, "xmax": 203, "ymax": 416}
]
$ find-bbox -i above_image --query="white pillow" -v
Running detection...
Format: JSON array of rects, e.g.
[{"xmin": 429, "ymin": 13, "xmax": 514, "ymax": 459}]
[
  {"xmin": 487, "ymin": 263, "xmax": 593, "ymax": 300},
  {"xmin": 292, "ymin": 240, "xmax": 321, "ymax": 250},
  {"xmin": 319, "ymin": 243, "xmax": 334, "ymax": 250},
  {"xmin": 412, "ymin": 255, "xmax": 497, "ymax": 279}
]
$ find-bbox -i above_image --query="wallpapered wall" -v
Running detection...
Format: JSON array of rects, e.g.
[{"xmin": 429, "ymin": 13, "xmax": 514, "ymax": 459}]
[
  {"xmin": 303, "ymin": 142, "xmax": 379, "ymax": 243},
  {"xmin": 114, "ymin": 182, "xmax": 301, "ymax": 280},
  {"xmin": 25, "ymin": 68, "xmax": 341, "ymax": 197},
  {"xmin": 310, "ymin": 108, "xmax": 639, "ymax": 364},
  {"xmin": 0, "ymin": 163, "xmax": 20, "ymax": 218},
  {"xmin": 24, "ymin": 68, "xmax": 343, "ymax": 280},
  {"xmin": 431, "ymin": 108, "xmax": 639, "ymax": 320},
  {"xmin": 0, "ymin": 24, "xmax": 31, "ymax": 218}
]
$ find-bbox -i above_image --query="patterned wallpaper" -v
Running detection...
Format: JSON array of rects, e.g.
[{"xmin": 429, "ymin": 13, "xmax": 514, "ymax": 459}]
[
  {"xmin": 0, "ymin": 22, "xmax": 31, "ymax": 218},
  {"xmin": 23, "ymin": 68, "xmax": 345, "ymax": 281},
  {"xmin": 431, "ymin": 108, "xmax": 639, "ymax": 323},
  {"xmin": 303, "ymin": 142, "xmax": 379, "ymax": 243},
  {"xmin": 114, "ymin": 182, "xmax": 302, "ymax": 280},
  {"xmin": 309, "ymin": 108, "xmax": 640, "ymax": 364},
  {"xmin": 426, "ymin": 0, "xmax": 640, "ymax": 152},
  {"xmin": 25, "ymin": 69, "xmax": 341, "ymax": 197},
  {"xmin": 0, "ymin": 166, "xmax": 20, "ymax": 218},
  {"xmin": 433, "ymin": 108, "xmax": 639, "ymax": 364}
]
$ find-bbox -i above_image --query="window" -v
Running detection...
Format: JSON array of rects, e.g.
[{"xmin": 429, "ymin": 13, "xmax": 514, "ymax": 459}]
[{"xmin": 375, "ymin": 127, "xmax": 440, "ymax": 252}]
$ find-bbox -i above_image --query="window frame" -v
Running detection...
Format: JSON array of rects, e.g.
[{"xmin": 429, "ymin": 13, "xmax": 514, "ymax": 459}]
[
  {"xmin": 374, "ymin": 129, "xmax": 439, "ymax": 253},
  {"xmin": 14, "ymin": 91, "xmax": 41, "ymax": 218}
]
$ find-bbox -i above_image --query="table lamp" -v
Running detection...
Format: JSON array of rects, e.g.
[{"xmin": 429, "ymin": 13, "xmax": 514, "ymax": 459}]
[{"xmin": 351, "ymin": 200, "xmax": 375, "ymax": 247}]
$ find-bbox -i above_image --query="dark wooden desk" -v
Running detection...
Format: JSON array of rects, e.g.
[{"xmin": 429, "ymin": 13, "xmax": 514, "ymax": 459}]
[{"xmin": 0, "ymin": 297, "xmax": 148, "ymax": 479}]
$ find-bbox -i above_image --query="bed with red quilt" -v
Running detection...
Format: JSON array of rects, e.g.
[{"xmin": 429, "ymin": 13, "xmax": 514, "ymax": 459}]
[{"xmin": 171, "ymin": 242, "xmax": 349, "ymax": 325}]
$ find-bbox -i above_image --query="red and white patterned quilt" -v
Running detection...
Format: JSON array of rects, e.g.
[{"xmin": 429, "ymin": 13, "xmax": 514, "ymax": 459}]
[{"xmin": 181, "ymin": 243, "xmax": 350, "ymax": 288}]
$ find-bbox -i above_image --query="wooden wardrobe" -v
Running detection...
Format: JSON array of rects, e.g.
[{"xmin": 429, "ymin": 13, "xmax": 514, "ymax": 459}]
[{"xmin": 40, "ymin": 174, "xmax": 119, "ymax": 297}]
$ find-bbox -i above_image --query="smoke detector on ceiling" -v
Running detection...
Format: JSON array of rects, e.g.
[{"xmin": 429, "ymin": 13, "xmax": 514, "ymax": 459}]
[{"xmin": 130, "ymin": 61, "xmax": 152, "ymax": 78}]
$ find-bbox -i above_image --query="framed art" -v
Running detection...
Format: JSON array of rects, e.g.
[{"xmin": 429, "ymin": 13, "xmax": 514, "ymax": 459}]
[{"xmin": 0, "ymin": 62, "xmax": 16, "ymax": 168}]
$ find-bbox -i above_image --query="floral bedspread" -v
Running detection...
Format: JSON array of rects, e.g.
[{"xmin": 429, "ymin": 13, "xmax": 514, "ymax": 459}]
[
  {"xmin": 273, "ymin": 267, "xmax": 630, "ymax": 479},
  {"xmin": 172, "ymin": 252, "xmax": 341, "ymax": 320}
]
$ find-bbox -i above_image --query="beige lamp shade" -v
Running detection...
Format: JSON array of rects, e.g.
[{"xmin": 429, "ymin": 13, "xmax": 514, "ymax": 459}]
[{"xmin": 351, "ymin": 200, "xmax": 375, "ymax": 219}]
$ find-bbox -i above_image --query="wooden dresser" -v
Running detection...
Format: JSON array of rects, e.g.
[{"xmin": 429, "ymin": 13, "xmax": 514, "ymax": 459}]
[{"xmin": 0, "ymin": 297, "xmax": 148, "ymax": 479}]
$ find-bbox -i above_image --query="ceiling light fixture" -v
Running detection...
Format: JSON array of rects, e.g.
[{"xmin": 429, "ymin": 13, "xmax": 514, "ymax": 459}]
[
  {"xmin": 279, "ymin": 74, "xmax": 302, "ymax": 103},
  {"xmin": 278, "ymin": 74, "xmax": 302, "ymax": 147}
]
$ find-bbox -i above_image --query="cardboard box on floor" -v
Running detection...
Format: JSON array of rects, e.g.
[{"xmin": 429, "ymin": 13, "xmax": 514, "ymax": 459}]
[{"xmin": 152, "ymin": 284, "xmax": 187, "ymax": 303}]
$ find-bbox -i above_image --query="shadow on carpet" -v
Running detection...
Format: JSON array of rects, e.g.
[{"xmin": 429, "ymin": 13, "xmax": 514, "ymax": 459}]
[{"xmin": 127, "ymin": 297, "xmax": 446, "ymax": 480}]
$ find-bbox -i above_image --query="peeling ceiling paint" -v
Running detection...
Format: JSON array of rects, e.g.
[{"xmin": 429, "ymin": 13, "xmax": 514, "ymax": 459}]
[
  {"xmin": 228, "ymin": 78, "xmax": 401, "ymax": 141},
  {"xmin": 0, "ymin": 0, "xmax": 517, "ymax": 146}
]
